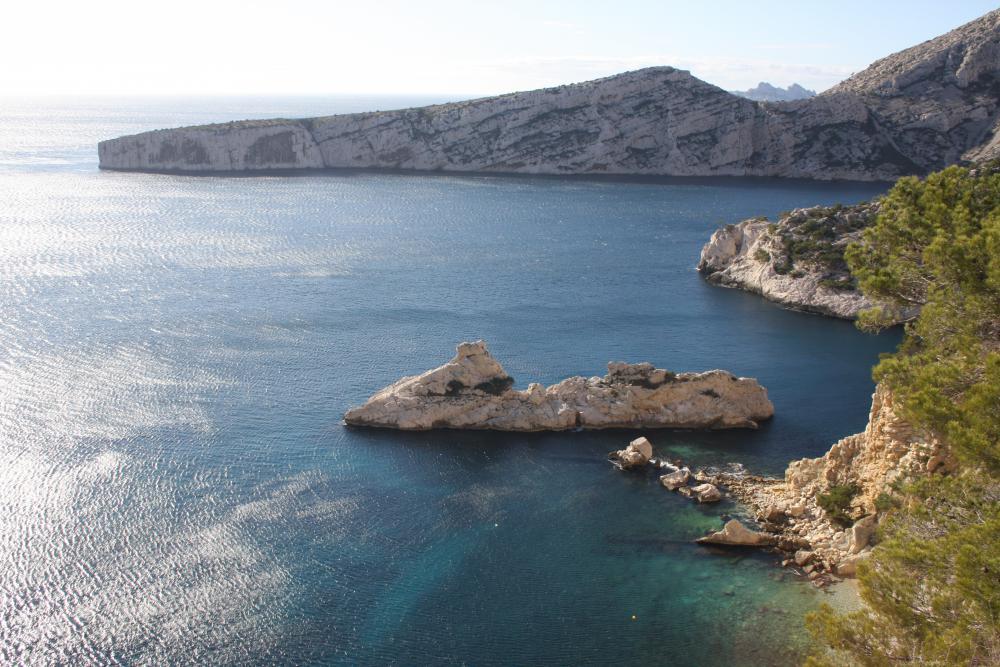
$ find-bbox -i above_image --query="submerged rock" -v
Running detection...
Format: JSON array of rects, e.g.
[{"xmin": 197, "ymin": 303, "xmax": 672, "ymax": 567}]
[
  {"xmin": 696, "ymin": 519, "xmax": 776, "ymax": 547},
  {"xmin": 344, "ymin": 341, "xmax": 774, "ymax": 431}
]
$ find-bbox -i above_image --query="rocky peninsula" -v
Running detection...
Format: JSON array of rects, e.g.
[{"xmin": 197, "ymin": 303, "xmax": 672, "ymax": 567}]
[
  {"xmin": 697, "ymin": 202, "xmax": 879, "ymax": 319},
  {"xmin": 100, "ymin": 10, "xmax": 1000, "ymax": 181},
  {"xmin": 343, "ymin": 341, "xmax": 773, "ymax": 431},
  {"xmin": 612, "ymin": 384, "xmax": 956, "ymax": 583}
]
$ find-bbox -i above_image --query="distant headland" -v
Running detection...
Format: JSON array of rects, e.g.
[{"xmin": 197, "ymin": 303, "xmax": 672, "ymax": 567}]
[{"xmin": 99, "ymin": 10, "xmax": 1000, "ymax": 182}]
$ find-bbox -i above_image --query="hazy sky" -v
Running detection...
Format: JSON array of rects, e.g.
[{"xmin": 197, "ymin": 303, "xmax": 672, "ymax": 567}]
[{"xmin": 4, "ymin": 1, "xmax": 998, "ymax": 96}]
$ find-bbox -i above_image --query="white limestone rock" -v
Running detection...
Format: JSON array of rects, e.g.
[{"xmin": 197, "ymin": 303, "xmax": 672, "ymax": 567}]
[
  {"xmin": 659, "ymin": 468, "xmax": 691, "ymax": 490},
  {"xmin": 99, "ymin": 10, "xmax": 1000, "ymax": 181},
  {"xmin": 343, "ymin": 341, "xmax": 774, "ymax": 431},
  {"xmin": 690, "ymin": 483, "xmax": 722, "ymax": 503},
  {"xmin": 712, "ymin": 384, "xmax": 957, "ymax": 573},
  {"xmin": 611, "ymin": 437, "xmax": 654, "ymax": 470}
]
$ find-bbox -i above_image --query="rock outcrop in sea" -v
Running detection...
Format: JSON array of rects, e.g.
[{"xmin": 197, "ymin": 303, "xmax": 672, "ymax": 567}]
[
  {"xmin": 99, "ymin": 10, "xmax": 1000, "ymax": 181},
  {"xmin": 697, "ymin": 202, "xmax": 879, "ymax": 319},
  {"xmin": 343, "ymin": 341, "xmax": 774, "ymax": 431}
]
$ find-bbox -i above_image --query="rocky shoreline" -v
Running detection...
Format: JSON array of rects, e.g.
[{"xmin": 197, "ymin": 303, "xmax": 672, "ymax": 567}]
[
  {"xmin": 610, "ymin": 385, "xmax": 956, "ymax": 586},
  {"xmin": 344, "ymin": 341, "xmax": 773, "ymax": 431}
]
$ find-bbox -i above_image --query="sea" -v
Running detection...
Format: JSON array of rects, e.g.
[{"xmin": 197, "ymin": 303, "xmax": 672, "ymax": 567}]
[{"xmin": 0, "ymin": 95, "xmax": 895, "ymax": 665}]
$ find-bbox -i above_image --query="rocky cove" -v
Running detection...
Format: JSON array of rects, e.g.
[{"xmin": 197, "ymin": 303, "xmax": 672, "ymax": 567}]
[{"xmin": 344, "ymin": 337, "xmax": 956, "ymax": 589}]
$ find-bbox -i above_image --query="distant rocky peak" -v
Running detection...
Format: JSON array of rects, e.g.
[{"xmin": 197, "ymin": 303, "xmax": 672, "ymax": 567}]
[{"xmin": 732, "ymin": 82, "xmax": 817, "ymax": 102}]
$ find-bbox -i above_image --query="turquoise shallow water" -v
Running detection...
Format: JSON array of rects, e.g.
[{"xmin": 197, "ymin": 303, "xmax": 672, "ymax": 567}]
[{"xmin": 0, "ymin": 97, "xmax": 896, "ymax": 665}]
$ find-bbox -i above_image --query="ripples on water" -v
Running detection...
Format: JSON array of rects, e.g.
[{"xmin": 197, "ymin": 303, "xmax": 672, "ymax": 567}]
[{"xmin": 0, "ymin": 97, "xmax": 895, "ymax": 665}]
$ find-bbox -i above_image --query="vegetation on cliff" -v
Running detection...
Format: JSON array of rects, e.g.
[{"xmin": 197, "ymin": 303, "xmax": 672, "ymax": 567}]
[{"xmin": 807, "ymin": 164, "xmax": 1000, "ymax": 665}]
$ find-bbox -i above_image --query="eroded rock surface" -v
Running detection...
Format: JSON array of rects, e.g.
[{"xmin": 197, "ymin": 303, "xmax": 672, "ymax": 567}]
[
  {"xmin": 100, "ymin": 11, "xmax": 1000, "ymax": 181},
  {"xmin": 344, "ymin": 341, "xmax": 774, "ymax": 431}
]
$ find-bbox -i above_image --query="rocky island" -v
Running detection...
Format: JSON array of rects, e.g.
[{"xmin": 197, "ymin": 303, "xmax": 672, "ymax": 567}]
[
  {"xmin": 344, "ymin": 341, "xmax": 773, "ymax": 431},
  {"xmin": 697, "ymin": 202, "xmax": 879, "ymax": 319},
  {"xmin": 100, "ymin": 10, "xmax": 1000, "ymax": 181}
]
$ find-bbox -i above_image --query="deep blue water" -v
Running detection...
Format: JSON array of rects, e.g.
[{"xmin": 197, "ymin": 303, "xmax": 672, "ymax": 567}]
[{"xmin": 0, "ymin": 96, "xmax": 895, "ymax": 665}]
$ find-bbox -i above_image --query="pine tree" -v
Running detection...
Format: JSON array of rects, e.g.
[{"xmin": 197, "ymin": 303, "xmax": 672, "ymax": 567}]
[{"xmin": 807, "ymin": 164, "xmax": 1000, "ymax": 665}]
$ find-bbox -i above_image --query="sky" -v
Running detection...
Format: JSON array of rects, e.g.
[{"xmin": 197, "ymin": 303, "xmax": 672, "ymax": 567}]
[{"xmin": 3, "ymin": 0, "xmax": 998, "ymax": 96}]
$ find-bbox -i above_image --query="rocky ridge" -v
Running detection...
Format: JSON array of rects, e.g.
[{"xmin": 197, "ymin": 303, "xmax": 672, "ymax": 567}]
[
  {"xmin": 697, "ymin": 202, "xmax": 880, "ymax": 319},
  {"xmin": 343, "ymin": 341, "xmax": 774, "ymax": 431},
  {"xmin": 731, "ymin": 82, "xmax": 816, "ymax": 102},
  {"xmin": 100, "ymin": 11, "xmax": 1000, "ymax": 181}
]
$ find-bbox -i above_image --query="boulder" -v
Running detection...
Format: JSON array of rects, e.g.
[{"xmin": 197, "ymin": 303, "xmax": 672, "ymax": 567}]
[
  {"xmin": 659, "ymin": 468, "xmax": 691, "ymax": 490},
  {"xmin": 835, "ymin": 550, "xmax": 871, "ymax": 577},
  {"xmin": 691, "ymin": 483, "xmax": 722, "ymax": 503},
  {"xmin": 696, "ymin": 519, "xmax": 776, "ymax": 547},
  {"xmin": 612, "ymin": 437, "xmax": 654, "ymax": 470},
  {"xmin": 849, "ymin": 515, "xmax": 878, "ymax": 554}
]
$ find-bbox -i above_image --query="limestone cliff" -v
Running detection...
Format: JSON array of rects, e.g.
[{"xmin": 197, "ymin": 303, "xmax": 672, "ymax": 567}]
[
  {"xmin": 343, "ymin": 341, "xmax": 773, "ymax": 431},
  {"xmin": 100, "ymin": 10, "xmax": 1000, "ymax": 181},
  {"xmin": 697, "ymin": 203, "xmax": 879, "ymax": 319}
]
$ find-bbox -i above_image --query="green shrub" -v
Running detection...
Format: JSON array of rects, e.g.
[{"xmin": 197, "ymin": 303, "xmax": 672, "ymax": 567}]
[
  {"xmin": 874, "ymin": 492, "xmax": 897, "ymax": 512},
  {"xmin": 817, "ymin": 483, "xmax": 859, "ymax": 526},
  {"xmin": 753, "ymin": 248, "xmax": 771, "ymax": 263}
]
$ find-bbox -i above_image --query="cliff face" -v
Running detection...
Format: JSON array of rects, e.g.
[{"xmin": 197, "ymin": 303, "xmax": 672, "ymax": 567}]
[
  {"xmin": 343, "ymin": 340, "xmax": 774, "ymax": 431},
  {"xmin": 697, "ymin": 203, "xmax": 879, "ymax": 319},
  {"xmin": 99, "ymin": 10, "xmax": 1000, "ymax": 180}
]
